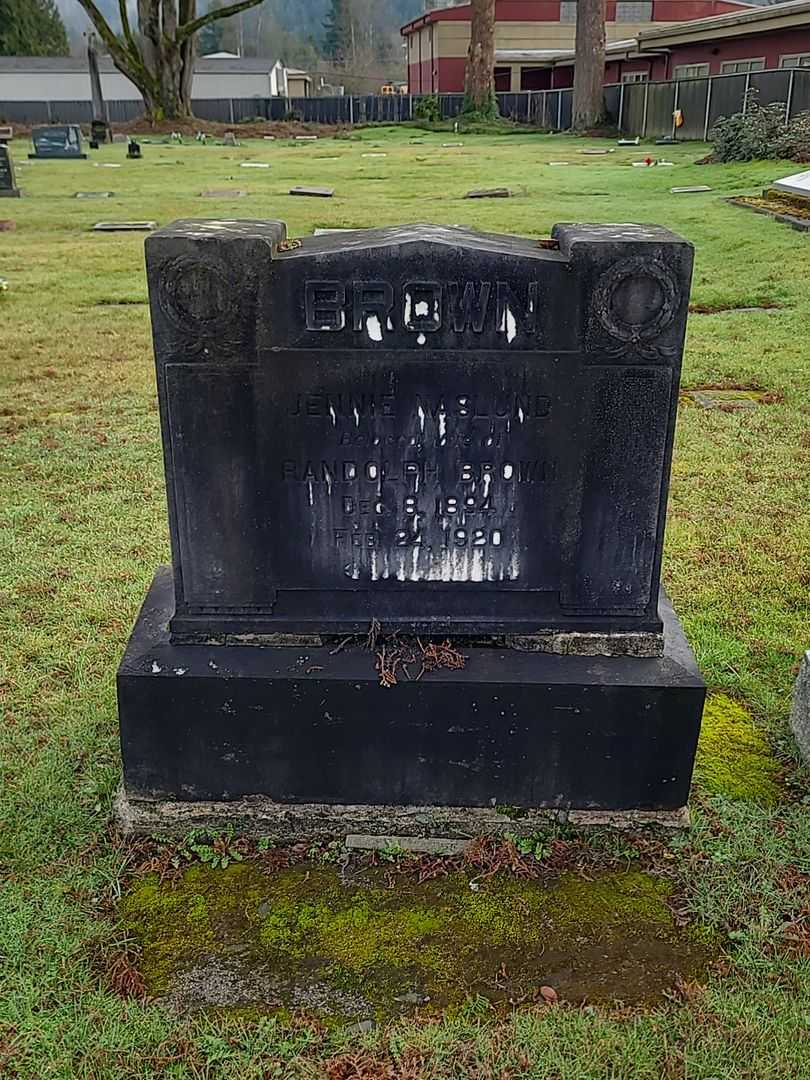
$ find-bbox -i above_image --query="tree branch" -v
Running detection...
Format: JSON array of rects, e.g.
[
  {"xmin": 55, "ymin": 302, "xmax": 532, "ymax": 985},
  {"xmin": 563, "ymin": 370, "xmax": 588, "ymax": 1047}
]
[
  {"xmin": 175, "ymin": 0, "xmax": 264, "ymax": 44},
  {"xmin": 75, "ymin": 0, "xmax": 125, "ymax": 58},
  {"xmin": 118, "ymin": 0, "xmax": 138, "ymax": 58}
]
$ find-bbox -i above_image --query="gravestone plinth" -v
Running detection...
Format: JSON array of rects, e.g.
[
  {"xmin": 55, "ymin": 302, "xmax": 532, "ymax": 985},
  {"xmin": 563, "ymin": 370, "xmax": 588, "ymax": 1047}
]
[
  {"xmin": 117, "ymin": 220, "xmax": 704, "ymax": 832},
  {"xmin": 0, "ymin": 145, "xmax": 19, "ymax": 197},
  {"xmin": 29, "ymin": 124, "xmax": 86, "ymax": 159}
]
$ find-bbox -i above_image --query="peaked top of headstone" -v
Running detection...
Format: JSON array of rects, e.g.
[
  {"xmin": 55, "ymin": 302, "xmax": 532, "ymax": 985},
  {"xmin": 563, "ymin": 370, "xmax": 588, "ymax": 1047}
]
[{"xmin": 148, "ymin": 220, "xmax": 689, "ymax": 261}]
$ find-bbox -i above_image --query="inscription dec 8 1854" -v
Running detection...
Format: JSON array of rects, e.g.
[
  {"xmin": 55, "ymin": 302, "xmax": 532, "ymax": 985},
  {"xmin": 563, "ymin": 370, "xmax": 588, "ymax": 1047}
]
[{"xmin": 146, "ymin": 222, "xmax": 693, "ymax": 637}]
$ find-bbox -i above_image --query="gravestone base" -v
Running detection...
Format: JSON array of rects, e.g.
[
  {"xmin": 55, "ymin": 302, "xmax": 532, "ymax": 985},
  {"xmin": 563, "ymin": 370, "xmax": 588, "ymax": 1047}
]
[
  {"xmin": 28, "ymin": 152, "xmax": 87, "ymax": 160},
  {"xmin": 0, "ymin": 188, "xmax": 19, "ymax": 198},
  {"xmin": 117, "ymin": 567, "xmax": 704, "ymax": 830}
]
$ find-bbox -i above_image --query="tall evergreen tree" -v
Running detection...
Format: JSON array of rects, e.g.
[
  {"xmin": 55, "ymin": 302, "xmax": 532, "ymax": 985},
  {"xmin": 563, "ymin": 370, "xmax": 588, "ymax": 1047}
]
[
  {"xmin": 322, "ymin": 0, "xmax": 350, "ymax": 64},
  {"xmin": 0, "ymin": 0, "xmax": 69, "ymax": 56}
]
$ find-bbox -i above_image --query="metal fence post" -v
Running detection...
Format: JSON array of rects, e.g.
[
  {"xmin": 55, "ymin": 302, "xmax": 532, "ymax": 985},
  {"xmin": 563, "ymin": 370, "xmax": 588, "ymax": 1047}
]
[
  {"xmin": 557, "ymin": 91, "xmax": 563, "ymax": 130},
  {"xmin": 618, "ymin": 82, "xmax": 625, "ymax": 132},
  {"xmin": 642, "ymin": 80, "xmax": 649, "ymax": 138},
  {"xmin": 703, "ymin": 77, "xmax": 713, "ymax": 140},
  {"xmin": 46, "ymin": 99, "xmax": 53, "ymax": 123},
  {"xmin": 742, "ymin": 72, "xmax": 751, "ymax": 112},
  {"xmin": 228, "ymin": 98, "xmax": 235, "ymax": 124},
  {"xmin": 786, "ymin": 67, "xmax": 796, "ymax": 121}
]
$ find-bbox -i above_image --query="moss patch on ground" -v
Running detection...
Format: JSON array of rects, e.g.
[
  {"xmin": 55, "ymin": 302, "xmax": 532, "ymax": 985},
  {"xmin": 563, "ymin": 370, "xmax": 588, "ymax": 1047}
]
[
  {"xmin": 695, "ymin": 693, "xmax": 783, "ymax": 803},
  {"xmin": 121, "ymin": 862, "xmax": 719, "ymax": 1021}
]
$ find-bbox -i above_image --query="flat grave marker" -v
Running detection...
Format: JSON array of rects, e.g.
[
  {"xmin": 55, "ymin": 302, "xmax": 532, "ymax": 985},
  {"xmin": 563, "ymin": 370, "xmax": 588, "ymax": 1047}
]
[
  {"xmin": 465, "ymin": 187, "xmax": 511, "ymax": 199},
  {"xmin": 93, "ymin": 221, "xmax": 156, "ymax": 232},
  {"xmin": 290, "ymin": 185, "xmax": 334, "ymax": 197}
]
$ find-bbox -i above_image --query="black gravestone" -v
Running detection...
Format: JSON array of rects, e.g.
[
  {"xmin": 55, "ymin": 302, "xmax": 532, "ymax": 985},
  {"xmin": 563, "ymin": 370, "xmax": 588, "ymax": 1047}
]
[
  {"xmin": 117, "ymin": 221, "xmax": 705, "ymax": 829},
  {"xmin": 0, "ymin": 145, "xmax": 19, "ymax": 198},
  {"xmin": 29, "ymin": 124, "xmax": 87, "ymax": 159}
]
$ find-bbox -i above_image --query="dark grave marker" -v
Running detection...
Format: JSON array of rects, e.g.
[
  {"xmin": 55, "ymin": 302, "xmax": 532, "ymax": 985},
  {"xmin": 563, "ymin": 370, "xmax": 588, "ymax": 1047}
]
[
  {"xmin": 117, "ymin": 219, "xmax": 704, "ymax": 833},
  {"xmin": 0, "ymin": 145, "xmax": 20, "ymax": 198},
  {"xmin": 127, "ymin": 139, "xmax": 142, "ymax": 159},
  {"xmin": 29, "ymin": 124, "xmax": 87, "ymax": 159},
  {"xmin": 0, "ymin": 125, "xmax": 12, "ymax": 144},
  {"xmin": 290, "ymin": 185, "xmax": 334, "ymax": 197}
]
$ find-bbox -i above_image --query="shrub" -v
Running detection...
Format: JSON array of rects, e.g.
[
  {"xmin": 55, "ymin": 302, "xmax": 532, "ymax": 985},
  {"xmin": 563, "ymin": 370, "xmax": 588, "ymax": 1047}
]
[
  {"xmin": 710, "ymin": 88, "xmax": 810, "ymax": 162},
  {"xmin": 413, "ymin": 94, "xmax": 441, "ymax": 123}
]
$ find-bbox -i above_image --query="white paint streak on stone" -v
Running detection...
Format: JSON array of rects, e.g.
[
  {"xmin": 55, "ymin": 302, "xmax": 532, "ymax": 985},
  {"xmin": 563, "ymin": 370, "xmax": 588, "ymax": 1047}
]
[
  {"xmin": 417, "ymin": 404, "xmax": 426, "ymax": 432},
  {"xmin": 307, "ymin": 480, "xmax": 314, "ymax": 507},
  {"xmin": 404, "ymin": 291, "xmax": 413, "ymax": 325},
  {"xmin": 417, "ymin": 332, "xmax": 426, "ymax": 346},
  {"xmin": 415, "ymin": 300, "xmax": 429, "ymax": 317},
  {"xmin": 353, "ymin": 406, "xmax": 360, "ymax": 427},
  {"xmin": 503, "ymin": 463, "xmax": 514, "ymax": 480},
  {"xmin": 151, "ymin": 661, "xmax": 162, "ymax": 674},
  {"xmin": 366, "ymin": 314, "xmax": 382, "ymax": 341},
  {"xmin": 517, "ymin": 405, "xmax": 525, "ymax": 423},
  {"xmin": 328, "ymin": 404, "xmax": 337, "ymax": 426}
]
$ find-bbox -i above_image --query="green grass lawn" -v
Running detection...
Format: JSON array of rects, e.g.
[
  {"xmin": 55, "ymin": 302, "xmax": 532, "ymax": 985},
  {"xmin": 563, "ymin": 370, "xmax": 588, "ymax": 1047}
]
[{"xmin": 1, "ymin": 126, "xmax": 809, "ymax": 1079}]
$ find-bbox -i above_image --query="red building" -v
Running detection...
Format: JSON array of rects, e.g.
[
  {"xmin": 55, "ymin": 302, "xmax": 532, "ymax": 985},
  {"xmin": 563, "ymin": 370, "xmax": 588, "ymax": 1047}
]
[{"xmin": 402, "ymin": 0, "xmax": 750, "ymax": 94}]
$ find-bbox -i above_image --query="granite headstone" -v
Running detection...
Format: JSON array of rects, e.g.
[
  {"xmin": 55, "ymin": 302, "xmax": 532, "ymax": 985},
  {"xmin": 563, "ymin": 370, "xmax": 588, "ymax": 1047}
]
[
  {"xmin": 117, "ymin": 220, "xmax": 704, "ymax": 828},
  {"xmin": 0, "ymin": 145, "xmax": 19, "ymax": 198},
  {"xmin": 29, "ymin": 124, "xmax": 87, "ymax": 159}
]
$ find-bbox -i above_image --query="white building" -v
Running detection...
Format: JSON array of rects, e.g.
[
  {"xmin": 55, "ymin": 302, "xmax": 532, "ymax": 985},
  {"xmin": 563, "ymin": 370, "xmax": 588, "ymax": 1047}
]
[{"xmin": 0, "ymin": 54, "xmax": 298, "ymax": 104}]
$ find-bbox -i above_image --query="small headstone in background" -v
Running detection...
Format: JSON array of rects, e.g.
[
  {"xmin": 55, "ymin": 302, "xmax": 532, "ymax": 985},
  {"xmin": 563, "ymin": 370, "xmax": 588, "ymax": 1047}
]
[
  {"xmin": 112, "ymin": 133, "xmax": 128, "ymax": 144},
  {"xmin": 93, "ymin": 221, "xmax": 156, "ymax": 232},
  {"xmin": 441, "ymin": 142, "xmax": 463, "ymax": 147},
  {"xmin": 772, "ymin": 169, "xmax": 810, "ymax": 201},
  {"xmin": 362, "ymin": 152, "xmax": 387, "ymax": 158},
  {"xmin": 0, "ymin": 145, "xmax": 20, "ymax": 198},
  {"xmin": 289, "ymin": 185, "xmax": 334, "ymax": 197},
  {"xmin": 263, "ymin": 135, "xmax": 276, "ymax": 140},
  {"xmin": 0, "ymin": 125, "xmax": 12, "ymax": 144},
  {"xmin": 790, "ymin": 651, "xmax": 810, "ymax": 767},
  {"xmin": 618, "ymin": 137, "xmax": 640, "ymax": 146},
  {"xmin": 465, "ymin": 187, "xmax": 510, "ymax": 199},
  {"xmin": 127, "ymin": 139, "xmax": 142, "ymax": 159},
  {"xmin": 295, "ymin": 135, "xmax": 318, "ymax": 141},
  {"xmin": 579, "ymin": 149, "xmax": 611, "ymax": 155},
  {"xmin": 223, "ymin": 132, "xmax": 239, "ymax": 147},
  {"xmin": 671, "ymin": 186, "xmax": 712, "ymax": 194},
  {"xmin": 75, "ymin": 191, "xmax": 112, "ymax": 199},
  {"xmin": 201, "ymin": 189, "xmax": 247, "ymax": 198},
  {"xmin": 241, "ymin": 162, "xmax": 271, "ymax": 168},
  {"xmin": 29, "ymin": 124, "xmax": 86, "ymax": 159}
]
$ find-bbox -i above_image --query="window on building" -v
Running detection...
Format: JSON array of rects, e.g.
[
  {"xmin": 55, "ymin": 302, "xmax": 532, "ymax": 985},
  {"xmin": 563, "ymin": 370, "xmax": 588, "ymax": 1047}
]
[
  {"xmin": 615, "ymin": 2, "xmax": 652, "ymax": 22},
  {"xmin": 673, "ymin": 63, "xmax": 710, "ymax": 79},
  {"xmin": 780, "ymin": 54, "xmax": 810, "ymax": 68},
  {"xmin": 621, "ymin": 71, "xmax": 648, "ymax": 83},
  {"xmin": 720, "ymin": 58, "xmax": 766, "ymax": 74},
  {"xmin": 560, "ymin": 1, "xmax": 577, "ymax": 22}
]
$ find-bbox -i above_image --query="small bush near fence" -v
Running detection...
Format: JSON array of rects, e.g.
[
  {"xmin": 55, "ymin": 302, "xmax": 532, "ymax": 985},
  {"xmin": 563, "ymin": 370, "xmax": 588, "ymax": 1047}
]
[
  {"xmin": 710, "ymin": 89, "xmax": 810, "ymax": 163},
  {"xmin": 413, "ymin": 95, "xmax": 441, "ymax": 123}
]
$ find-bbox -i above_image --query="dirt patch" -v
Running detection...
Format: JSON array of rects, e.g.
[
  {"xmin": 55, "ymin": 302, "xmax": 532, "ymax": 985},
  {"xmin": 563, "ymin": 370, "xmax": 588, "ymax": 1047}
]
[
  {"xmin": 729, "ymin": 194, "xmax": 810, "ymax": 232},
  {"xmin": 120, "ymin": 860, "xmax": 720, "ymax": 1021}
]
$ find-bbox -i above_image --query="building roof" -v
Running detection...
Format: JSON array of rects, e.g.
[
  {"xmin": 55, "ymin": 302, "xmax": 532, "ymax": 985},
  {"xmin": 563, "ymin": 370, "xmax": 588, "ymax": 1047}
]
[
  {"xmin": 401, "ymin": 0, "xmax": 753, "ymax": 36},
  {"xmin": 636, "ymin": 0, "xmax": 810, "ymax": 45},
  {"xmin": 0, "ymin": 55, "xmax": 281, "ymax": 74}
]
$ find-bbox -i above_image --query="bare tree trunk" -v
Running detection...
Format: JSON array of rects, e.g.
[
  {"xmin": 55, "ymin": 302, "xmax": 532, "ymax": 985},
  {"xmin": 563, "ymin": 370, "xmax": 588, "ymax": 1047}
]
[
  {"xmin": 78, "ymin": 0, "xmax": 262, "ymax": 122},
  {"xmin": 572, "ymin": 0, "xmax": 606, "ymax": 131},
  {"xmin": 464, "ymin": 0, "xmax": 497, "ymax": 117}
]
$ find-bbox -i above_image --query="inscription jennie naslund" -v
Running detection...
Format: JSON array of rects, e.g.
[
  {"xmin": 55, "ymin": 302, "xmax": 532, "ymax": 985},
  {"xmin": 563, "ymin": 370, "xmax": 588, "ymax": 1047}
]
[{"xmin": 281, "ymin": 382, "xmax": 555, "ymax": 584}]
